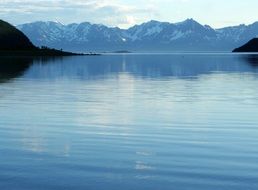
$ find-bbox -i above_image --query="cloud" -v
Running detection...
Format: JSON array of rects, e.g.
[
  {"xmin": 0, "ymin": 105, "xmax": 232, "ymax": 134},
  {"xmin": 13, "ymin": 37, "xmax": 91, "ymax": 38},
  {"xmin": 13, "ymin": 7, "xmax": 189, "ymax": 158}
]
[{"xmin": 0, "ymin": 0, "xmax": 159, "ymax": 28}]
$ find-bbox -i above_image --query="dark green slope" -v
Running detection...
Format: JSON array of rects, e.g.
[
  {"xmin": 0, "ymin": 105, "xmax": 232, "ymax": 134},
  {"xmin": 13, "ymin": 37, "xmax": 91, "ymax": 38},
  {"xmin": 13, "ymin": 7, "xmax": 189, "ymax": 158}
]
[
  {"xmin": 233, "ymin": 38, "xmax": 258, "ymax": 52},
  {"xmin": 0, "ymin": 20, "xmax": 37, "ymax": 51},
  {"xmin": 0, "ymin": 20, "xmax": 87, "ymax": 56}
]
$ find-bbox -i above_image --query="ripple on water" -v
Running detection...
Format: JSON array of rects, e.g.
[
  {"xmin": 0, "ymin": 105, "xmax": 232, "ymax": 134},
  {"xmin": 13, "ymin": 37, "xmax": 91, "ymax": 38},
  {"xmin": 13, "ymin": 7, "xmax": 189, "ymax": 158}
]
[{"xmin": 0, "ymin": 54, "xmax": 258, "ymax": 190}]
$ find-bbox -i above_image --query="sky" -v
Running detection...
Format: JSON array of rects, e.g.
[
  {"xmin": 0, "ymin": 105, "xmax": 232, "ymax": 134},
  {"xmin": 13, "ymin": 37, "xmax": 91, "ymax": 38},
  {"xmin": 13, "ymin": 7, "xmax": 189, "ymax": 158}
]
[{"xmin": 0, "ymin": 0, "xmax": 258, "ymax": 29}]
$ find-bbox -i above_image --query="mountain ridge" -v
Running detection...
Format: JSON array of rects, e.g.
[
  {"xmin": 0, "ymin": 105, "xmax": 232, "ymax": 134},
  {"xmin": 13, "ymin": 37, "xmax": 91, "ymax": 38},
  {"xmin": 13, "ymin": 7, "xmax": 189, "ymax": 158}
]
[{"xmin": 17, "ymin": 19, "xmax": 258, "ymax": 52}]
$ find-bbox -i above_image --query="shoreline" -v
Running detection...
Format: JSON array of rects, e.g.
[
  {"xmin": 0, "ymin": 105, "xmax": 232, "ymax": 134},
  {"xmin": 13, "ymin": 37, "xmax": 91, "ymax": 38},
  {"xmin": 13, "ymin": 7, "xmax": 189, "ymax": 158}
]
[{"xmin": 0, "ymin": 50, "xmax": 101, "ymax": 57}]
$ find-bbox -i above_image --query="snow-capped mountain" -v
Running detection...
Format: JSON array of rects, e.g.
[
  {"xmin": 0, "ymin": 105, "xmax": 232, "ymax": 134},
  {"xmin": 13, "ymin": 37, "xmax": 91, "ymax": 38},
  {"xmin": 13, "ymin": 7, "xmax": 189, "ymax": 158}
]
[{"xmin": 17, "ymin": 19, "xmax": 258, "ymax": 52}]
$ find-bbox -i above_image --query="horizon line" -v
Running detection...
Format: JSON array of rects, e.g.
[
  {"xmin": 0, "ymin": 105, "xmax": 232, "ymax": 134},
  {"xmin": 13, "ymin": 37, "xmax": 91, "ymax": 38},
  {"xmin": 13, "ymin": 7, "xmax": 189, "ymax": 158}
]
[{"xmin": 15, "ymin": 18, "xmax": 258, "ymax": 30}]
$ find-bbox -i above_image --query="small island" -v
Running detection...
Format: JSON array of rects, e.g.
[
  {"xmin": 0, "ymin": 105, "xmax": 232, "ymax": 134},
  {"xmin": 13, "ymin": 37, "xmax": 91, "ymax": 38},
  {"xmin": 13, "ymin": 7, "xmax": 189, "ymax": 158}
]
[
  {"xmin": 112, "ymin": 50, "xmax": 132, "ymax": 54},
  {"xmin": 0, "ymin": 19, "xmax": 97, "ymax": 56},
  {"xmin": 233, "ymin": 38, "xmax": 258, "ymax": 52}
]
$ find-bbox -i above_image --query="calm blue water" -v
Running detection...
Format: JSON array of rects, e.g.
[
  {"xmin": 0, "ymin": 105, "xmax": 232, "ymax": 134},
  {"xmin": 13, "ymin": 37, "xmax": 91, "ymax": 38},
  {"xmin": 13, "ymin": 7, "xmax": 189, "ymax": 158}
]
[{"xmin": 0, "ymin": 54, "xmax": 258, "ymax": 190}]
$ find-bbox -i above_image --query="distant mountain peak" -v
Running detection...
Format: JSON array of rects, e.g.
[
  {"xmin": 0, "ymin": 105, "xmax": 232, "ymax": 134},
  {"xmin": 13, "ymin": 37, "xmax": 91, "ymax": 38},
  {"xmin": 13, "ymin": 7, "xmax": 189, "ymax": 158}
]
[
  {"xmin": 147, "ymin": 20, "xmax": 159, "ymax": 23},
  {"xmin": 79, "ymin": 22, "xmax": 91, "ymax": 25},
  {"xmin": 176, "ymin": 18, "xmax": 199, "ymax": 25},
  {"xmin": 185, "ymin": 18, "xmax": 195, "ymax": 22},
  {"xmin": 140, "ymin": 20, "xmax": 164, "ymax": 27},
  {"xmin": 146, "ymin": 20, "xmax": 163, "ymax": 24}
]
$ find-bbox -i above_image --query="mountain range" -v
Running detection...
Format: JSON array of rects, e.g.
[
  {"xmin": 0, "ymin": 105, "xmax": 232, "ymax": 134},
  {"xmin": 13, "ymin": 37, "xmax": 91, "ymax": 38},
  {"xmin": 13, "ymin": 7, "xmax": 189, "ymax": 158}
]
[{"xmin": 17, "ymin": 19, "xmax": 258, "ymax": 52}]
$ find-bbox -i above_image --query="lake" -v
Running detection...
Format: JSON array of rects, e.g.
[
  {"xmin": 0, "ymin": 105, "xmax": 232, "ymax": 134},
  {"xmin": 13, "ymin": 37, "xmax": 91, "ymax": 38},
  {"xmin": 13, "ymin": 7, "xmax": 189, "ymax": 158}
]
[{"xmin": 0, "ymin": 53, "xmax": 258, "ymax": 190}]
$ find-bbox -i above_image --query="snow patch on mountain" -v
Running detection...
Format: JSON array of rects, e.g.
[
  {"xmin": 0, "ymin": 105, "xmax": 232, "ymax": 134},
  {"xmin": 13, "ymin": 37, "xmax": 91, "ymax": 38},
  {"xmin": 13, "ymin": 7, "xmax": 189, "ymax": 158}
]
[
  {"xmin": 170, "ymin": 31, "xmax": 185, "ymax": 41},
  {"xmin": 145, "ymin": 25, "xmax": 163, "ymax": 36}
]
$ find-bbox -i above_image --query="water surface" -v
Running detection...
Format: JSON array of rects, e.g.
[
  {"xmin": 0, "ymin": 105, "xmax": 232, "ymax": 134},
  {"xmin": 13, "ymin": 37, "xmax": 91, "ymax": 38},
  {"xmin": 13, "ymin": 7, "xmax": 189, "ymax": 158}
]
[{"xmin": 0, "ymin": 54, "xmax": 258, "ymax": 190}]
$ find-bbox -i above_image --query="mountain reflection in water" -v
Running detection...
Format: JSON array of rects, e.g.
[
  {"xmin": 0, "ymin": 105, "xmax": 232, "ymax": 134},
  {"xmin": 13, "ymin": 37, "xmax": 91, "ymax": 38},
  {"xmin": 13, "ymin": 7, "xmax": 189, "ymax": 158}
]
[{"xmin": 0, "ymin": 54, "xmax": 256, "ymax": 83}]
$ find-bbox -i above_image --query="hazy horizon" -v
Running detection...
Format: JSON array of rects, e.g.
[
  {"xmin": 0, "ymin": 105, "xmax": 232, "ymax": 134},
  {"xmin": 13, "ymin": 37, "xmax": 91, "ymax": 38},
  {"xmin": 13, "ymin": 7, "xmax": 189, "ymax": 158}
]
[
  {"xmin": 15, "ymin": 18, "xmax": 258, "ymax": 30},
  {"xmin": 1, "ymin": 0, "xmax": 258, "ymax": 29}
]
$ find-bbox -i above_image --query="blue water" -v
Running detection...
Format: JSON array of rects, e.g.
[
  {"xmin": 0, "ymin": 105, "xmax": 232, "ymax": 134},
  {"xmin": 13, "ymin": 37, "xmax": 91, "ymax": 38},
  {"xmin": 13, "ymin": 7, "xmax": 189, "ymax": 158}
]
[{"xmin": 0, "ymin": 54, "xmax": 258, "ymax": 190}]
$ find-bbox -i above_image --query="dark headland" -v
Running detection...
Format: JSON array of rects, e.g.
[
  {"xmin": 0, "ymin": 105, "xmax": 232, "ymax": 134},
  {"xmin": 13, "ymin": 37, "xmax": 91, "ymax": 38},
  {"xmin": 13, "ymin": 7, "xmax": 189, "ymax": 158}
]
[
  {"xmin": 233, "ymin": 38, "xmax": 258, "ymax": 52},
  {"xmin": 0, "ymin": 19, "xmax": 98, "ymax": 56}
]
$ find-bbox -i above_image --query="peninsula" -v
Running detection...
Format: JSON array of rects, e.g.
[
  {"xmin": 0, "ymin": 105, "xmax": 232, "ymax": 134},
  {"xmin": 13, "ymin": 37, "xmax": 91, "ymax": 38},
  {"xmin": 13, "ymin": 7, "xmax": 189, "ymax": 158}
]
[
  {"xmin": 233, "ymin": 38, "xmax": 258, "ymax": 52},
  {"xmin": 0, "ymin": 19, "xmax": 93, "ymax": 56}
]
